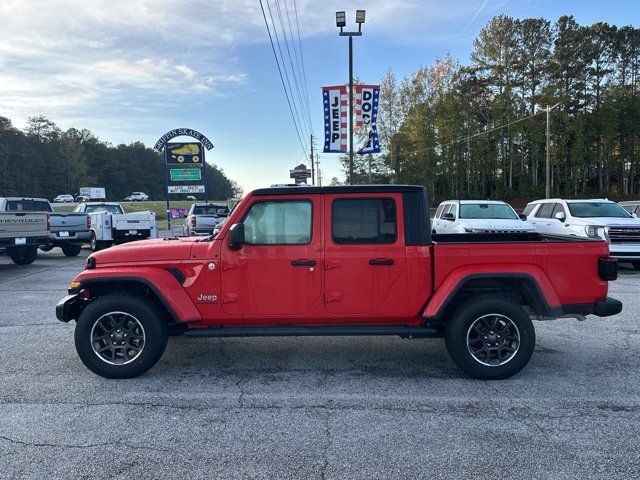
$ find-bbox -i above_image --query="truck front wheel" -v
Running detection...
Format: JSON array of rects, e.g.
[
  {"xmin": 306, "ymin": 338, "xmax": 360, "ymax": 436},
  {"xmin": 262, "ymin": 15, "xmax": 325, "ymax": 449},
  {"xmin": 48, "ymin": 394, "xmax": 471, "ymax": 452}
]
[
  {"xmin": 444, "ymin": 297, "xmax": 535, "ymax": 380},
  {"xmin": 9, "ymin": 246, "xmax": 38, "ymax": 265},
  {"xmin": 74, "ymin": 295, "xmax": 168, "ymax": 378}
]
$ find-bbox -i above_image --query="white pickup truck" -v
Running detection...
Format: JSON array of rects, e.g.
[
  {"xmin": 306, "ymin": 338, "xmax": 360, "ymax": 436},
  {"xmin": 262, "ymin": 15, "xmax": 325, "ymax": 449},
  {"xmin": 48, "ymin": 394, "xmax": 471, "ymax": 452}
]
[
  {"xmin": 432, "ymin": 200, "xmax": 535, "ymax": 234},
  {"xmin": 524, "ymin": 198, "xmax": 640, "ymax": 270},
  {"xmin": 0, "ymin": 198, "xmax": 49, "ymax": 264},
  {"xmin": 73, "ymin": 202, "xmax": 157, "ymax": 251}
]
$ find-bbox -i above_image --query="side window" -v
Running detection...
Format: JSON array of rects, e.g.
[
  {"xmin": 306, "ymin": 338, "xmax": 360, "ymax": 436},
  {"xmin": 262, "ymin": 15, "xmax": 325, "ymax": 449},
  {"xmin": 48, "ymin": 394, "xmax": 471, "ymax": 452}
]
[
  {"xmin": 449, "ymin": 204, "xmax": 458, "ymax": 219},
  {"xmin": 522, "ymin": 204, "xmax": 535, "ymax": 216},
  {"xmin": 535, "ymin": 203, "xmax": 554, "ymax": 218},
  {"xmin": 442, "ymin": 204, "xmax": 452, "ymax": 216},
  {"xmin": 332, "ymin": 198, "xmax": 397, "ymax": 244},
  {"xmin": 435, "ymin": 204, "xmax": 444, "ymax": 218},
  {"xmin": 552, "ymin": 203, "xmax": 566, "ymax": 218},
  {"xmin": 242, "ymin": 201, "xmax": 312, "ymax": 245}
]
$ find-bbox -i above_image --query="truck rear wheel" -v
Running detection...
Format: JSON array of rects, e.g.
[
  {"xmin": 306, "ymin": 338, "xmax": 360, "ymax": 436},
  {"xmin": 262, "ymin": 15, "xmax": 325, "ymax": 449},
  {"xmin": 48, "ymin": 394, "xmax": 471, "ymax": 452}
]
[
  {"xmin": 9, "ymin": 246, "xmax": 38, "ymax": 265},
  {"xmin": 632, "ymin": 262, "xmax": 640, "ymax": 271},
  {"xmin": 61, "ymin": 244, "xmax": 82, "ymax": 257},
  {"xmin": 74, "ymin": 294, "xmax": 168, "ymax": 378},
  {"xmin": 444, "ymin": 297, "xmax": 535, "ymax": 380}
]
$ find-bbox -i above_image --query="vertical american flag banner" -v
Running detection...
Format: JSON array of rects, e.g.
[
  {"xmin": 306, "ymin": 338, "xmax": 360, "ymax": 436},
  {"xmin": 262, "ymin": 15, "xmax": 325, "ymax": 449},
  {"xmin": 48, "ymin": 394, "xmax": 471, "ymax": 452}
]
[
  {"xmin": 323, "ymin": 86, "xmax": 348, "ymax": 153},
  {"xmin": 356, "ymin": 85, "xmax": 381, "ymax": 154}
]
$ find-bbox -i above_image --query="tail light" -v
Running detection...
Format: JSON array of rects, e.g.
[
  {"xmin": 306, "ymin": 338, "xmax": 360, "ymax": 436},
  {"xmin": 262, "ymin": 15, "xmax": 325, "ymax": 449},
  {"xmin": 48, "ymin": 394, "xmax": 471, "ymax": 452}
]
[
  {"xmin": 86, "ymin": 214, "xmax": 91, "ymax": 228},
  {"xmin": 598, "ymin": 257, "xmax": 618, "ymax": 281},
  {"xmin": 46, "ymin": 213, "xmax": 50, "ymax": 231},
  {"xmin": 190, "ymin": 216, "xmax": 196, "ymax": 227}
]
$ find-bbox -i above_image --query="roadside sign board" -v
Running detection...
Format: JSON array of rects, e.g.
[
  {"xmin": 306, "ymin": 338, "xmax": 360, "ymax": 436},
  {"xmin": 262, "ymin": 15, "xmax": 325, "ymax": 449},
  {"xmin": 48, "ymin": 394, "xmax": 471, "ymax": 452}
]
[
  {"xmin": 168, "ymin": 185, "xmax": 206, "ymax": 194},
  {"xmin": 170, "ymin": 168, "xmax": 202, "ymax": 181},
  {"xmin": 165, "ymin": 142, "xmax": 204, "ymax": 165},
  {"xmin": 169, "ymin": 208, "xmax": 190, "ymax": 219}
]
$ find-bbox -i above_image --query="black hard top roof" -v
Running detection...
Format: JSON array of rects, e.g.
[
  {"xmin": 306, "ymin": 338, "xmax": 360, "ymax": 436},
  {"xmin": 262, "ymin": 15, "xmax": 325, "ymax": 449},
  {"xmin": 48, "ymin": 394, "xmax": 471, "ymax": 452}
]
[{"xmin": 251, "ymin": 185, "xmax": 426, "ymax": 196}]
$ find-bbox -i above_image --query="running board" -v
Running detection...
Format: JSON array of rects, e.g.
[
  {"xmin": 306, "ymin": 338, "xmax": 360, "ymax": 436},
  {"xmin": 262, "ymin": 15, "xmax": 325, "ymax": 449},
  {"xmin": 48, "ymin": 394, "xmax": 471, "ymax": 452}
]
[{"xmin": 183, "ymin": 325, "xmax": 440, "ymax": 338}]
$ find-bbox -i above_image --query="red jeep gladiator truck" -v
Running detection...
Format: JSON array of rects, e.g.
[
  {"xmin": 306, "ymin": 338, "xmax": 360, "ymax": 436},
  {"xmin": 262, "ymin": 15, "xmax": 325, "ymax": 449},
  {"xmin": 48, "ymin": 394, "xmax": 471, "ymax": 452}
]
[{"xmin": 56, "ymin": 185, "xmax": 622, "ymax": 379}]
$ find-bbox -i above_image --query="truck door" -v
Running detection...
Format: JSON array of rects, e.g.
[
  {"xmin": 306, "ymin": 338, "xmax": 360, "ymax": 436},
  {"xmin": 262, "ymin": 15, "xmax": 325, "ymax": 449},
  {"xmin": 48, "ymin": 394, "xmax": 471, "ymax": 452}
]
[
  {"xmin": 323, "ymin": 194, "xmax": 407, "ymax": 319},
  {"xmin": 221, "ymin": 196, "xmax": 323, "ymax": 321}
]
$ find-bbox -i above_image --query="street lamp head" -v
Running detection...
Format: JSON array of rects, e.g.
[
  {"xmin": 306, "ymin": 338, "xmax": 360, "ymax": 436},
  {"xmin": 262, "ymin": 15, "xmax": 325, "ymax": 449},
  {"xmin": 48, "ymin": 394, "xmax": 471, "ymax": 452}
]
[
  {"xmin": 355, "ymin": 10, "xmax": 366, "ymax": 24},
  {"xmin": 336, "ymin": 11, "xmax": 346, "ymax": 28}
]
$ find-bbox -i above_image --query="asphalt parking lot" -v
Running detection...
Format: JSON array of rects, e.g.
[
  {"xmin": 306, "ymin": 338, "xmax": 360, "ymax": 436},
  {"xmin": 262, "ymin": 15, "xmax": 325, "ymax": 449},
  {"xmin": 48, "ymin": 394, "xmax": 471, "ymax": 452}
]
[{"xmin": 1, "ymin": 249, "xmax": 639, "ymax": 479}]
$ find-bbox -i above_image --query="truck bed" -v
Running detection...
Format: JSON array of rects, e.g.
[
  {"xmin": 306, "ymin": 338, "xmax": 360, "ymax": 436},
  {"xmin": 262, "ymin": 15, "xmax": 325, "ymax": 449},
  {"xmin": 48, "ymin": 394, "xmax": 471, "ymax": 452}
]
[{"xmin": 432, "ymin": 232, "xmax": 595, "ymax": 243}]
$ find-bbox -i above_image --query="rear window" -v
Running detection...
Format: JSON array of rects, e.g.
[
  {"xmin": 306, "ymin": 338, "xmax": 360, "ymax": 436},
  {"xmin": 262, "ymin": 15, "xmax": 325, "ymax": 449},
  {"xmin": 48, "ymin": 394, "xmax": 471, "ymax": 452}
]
[
  {"xmin": 193, "ymin": 205, "xmax": 229, "ymax": 215},
  {"xmin": 6, "ymin": 200, "xmax": 51, "ymax": 212},
  {"xmin": 332, "ymin": 198, "xmax": 396, "ymax": 244},
  {"xmin": 567, "ymin": 202, "xmax": 631, "ymax": 218},
  {"xmin": 459, "ymin": 203, "xmax": 517, "ymax": 220},
  {"xmin": 84, "ymin": 204, "xmax": 123, "ymax": 214}
]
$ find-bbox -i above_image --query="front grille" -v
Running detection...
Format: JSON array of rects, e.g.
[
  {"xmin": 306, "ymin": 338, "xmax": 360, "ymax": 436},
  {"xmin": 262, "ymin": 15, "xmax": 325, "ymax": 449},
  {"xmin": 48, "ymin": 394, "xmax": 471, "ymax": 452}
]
[{"xmin": 608, "ymin": 226, "xmax": 640, "ymax": 243}]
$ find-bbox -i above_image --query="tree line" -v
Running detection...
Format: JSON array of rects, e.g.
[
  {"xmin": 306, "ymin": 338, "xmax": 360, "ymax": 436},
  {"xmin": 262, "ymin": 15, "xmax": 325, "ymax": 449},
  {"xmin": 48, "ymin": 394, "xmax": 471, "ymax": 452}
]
[
  {"xmin": 0, "ymin": 115, "xmax": 240, "ymax": 201},
  {"xmin": 345, "ymin": 15, "xmax": 640, "ymax": 203}
]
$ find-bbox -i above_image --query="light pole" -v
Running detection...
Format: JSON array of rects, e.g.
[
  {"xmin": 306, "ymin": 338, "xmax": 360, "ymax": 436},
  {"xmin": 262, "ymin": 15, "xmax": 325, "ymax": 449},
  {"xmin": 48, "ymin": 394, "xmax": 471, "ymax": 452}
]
[
  {"xmin": 544, "ymin": 102, "xmax": 561, "ymax": 199},
  {"xmin": 336, "ymin": 10, "xmax": 365, "ymax": 185}
]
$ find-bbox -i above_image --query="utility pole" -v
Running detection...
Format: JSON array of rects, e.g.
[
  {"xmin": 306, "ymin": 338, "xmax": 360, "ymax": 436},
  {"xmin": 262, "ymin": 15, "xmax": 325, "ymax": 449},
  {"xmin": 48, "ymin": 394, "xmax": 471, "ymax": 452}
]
[
  {"xmin": 310, "ymin": 134, "xmax": 315, "ymax": 185},
  {"xmin": 315, "ymin": 153, "xmax": 322, "ymax": 186},
  {"xmin": 545, "ymin": 103, "xmax": 561, "ymax": 199},
  {"xmin": 336, "ymin": 10, "xmax": 366, "ymax": 185}
]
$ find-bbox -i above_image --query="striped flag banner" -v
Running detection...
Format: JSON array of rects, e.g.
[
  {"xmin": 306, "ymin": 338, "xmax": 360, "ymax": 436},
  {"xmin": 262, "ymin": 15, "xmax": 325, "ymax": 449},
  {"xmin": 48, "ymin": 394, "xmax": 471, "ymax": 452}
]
[
  {"xmin": 322, "ymin": 86, "xmax": 348, "ymax": 153},
  {"xmin": 356, "ymin": 84, "xmax": 381, "ymax": 154}
]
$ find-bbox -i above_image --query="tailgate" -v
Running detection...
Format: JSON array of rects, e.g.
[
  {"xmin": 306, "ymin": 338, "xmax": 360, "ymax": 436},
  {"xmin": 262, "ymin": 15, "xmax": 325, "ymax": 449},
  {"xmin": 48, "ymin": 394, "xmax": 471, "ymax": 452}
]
[
  {"xmin": 112, "ymin": 213, "xmax": 154, "ymax": 230},
  {"xmin": 50, "ymin": 213, "xmax": 88, "ymax": 232},
  {"xmin": 0, "ymin": 212, "xmax": 48, "ymax": 239}
]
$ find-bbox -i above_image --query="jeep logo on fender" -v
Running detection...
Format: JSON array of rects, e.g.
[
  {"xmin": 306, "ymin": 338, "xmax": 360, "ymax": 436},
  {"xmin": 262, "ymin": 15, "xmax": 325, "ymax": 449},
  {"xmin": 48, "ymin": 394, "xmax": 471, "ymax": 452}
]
[{"xmin": 196, "ymin": 294, "xmax": 218, "ymax": 303}]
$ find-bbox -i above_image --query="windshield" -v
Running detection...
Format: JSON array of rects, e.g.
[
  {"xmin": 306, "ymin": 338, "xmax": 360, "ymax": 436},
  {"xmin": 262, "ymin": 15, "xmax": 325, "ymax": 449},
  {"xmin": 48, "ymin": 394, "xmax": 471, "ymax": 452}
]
[
  {"xmin": 85, "ymin": 204, "xmax": 123, "ymax": 214},
  {"xmin": 459, "ymin": 203, "xmax": 518, "ymax": 220},
  {"xmin": 193, "ymin": 205, "xmax": 228, "ymax": 215},
  {"xmin": 567, "ymin": 202, "xmax": 631, "ymax": 218}
]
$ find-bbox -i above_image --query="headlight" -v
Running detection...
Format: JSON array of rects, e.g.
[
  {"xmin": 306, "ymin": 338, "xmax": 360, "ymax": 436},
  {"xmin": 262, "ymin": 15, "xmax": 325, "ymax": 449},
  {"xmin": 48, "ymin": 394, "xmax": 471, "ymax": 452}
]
[{"xmin": 585, "ymin": 225, "xmax": 605, "ymax": 239}]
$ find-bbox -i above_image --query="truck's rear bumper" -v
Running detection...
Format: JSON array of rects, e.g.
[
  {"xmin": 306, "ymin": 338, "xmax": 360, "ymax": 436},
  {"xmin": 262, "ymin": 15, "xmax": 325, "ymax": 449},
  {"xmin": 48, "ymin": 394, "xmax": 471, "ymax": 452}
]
[
  {"xmin": 0, "ymin": 237, "xmax": 48, "ymax": 248},
  {"xmin": 49, "ymin": 231, "xmax": 91, "ymax": 244},
  {"xmin": 563, "ymin": 297, "xmax": 622, "ymax": 318}
]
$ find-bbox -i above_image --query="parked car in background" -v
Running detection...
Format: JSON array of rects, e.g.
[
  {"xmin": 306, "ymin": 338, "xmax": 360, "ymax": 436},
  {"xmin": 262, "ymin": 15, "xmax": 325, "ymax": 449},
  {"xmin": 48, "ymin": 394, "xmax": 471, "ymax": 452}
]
[
  {"xmin": 123, "ymin": 192, "xmax": 149, "ymax": 202},
  {"xmin": 0, "ymin": 197, "xmax": 49, "ymax": 264},
  {"xmin": 619, "ymin": 201, "xmax": 640, "ymax": 217},
  {"xmin": 185, "ymin": 203, "xmax": 230, "ymax": 236},
  {"xmin": 524, "ymin": 198, "xmax": 640, "ymax": 270},
  {"xmin": 432, "ymin": 200, "xmax": 534, "ymax": 234},
  {"xmin": 53, "ymin": 194, "xmax": 74, "ymax": 203},
  {"xmin": 73, "ymin": 202, "xmax": 157, "ymax": 251},
  {"xmin": 186, "ymin": 195, "xmax": 196, "ymax": 201},
  {"xmin": 75, "ymin": 194, "xmax": 90, "ymax": 202},
  {"xmin": 4, "ymin": 198, "xmax": 89, "ymax": 257}
]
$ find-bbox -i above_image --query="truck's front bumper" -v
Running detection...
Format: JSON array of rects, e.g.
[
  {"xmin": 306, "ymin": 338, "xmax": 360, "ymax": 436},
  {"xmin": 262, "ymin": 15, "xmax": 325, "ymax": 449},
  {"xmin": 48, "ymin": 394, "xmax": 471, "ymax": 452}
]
[
  {"xmin": 608, "ymin": 244, "xmax": 640, "ymax": 262},
  {"xmin": 563, "ymin": 297, "xmax": 623, "ymax": 318},
  {"xmin": 55, "ymin": 294, "xmax": 83, "ymax": 322}
]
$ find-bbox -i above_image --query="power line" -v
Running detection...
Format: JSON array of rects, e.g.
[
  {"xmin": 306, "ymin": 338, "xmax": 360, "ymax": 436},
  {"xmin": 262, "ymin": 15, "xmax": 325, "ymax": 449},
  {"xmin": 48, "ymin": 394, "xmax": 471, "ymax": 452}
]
[
  {"xmin": 391, "ymin": 109, "xmax": 544, "ymax": 158},
  {"xmin": 274, "ymin": 0, "xmax": 311, "ymax": 135},
  {"xmin": 286, "ymin": 0, "xmax": 313, "ymax": 133},
  {"xmin": 259, "ymin": 0, "xmax": 308, "ymax": 156}
]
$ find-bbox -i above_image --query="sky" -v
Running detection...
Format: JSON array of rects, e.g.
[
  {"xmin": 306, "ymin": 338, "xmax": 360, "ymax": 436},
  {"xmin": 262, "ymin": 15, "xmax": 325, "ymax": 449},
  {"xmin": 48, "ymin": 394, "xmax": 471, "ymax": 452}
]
[{"xmin": 0, "ymin": 0, "xmax": 638, "ymax": 194}]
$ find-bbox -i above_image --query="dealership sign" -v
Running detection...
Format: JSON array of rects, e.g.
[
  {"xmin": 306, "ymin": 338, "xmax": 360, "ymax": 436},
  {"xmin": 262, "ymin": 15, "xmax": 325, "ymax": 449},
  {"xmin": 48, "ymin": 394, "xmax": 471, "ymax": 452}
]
[
  {"xmin": 290, "ymin": 164, "xmax": 312, "ymax": 184},
  {"xmin": 154, "ymin": 128, "xmax": 214, "ymax": 151}
]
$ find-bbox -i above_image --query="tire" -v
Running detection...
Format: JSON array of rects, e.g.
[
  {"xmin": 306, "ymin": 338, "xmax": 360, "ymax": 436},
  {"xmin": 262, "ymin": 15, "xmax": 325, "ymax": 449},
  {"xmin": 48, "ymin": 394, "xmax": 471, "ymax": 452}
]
[
  {"xmin": 9, "ymin": 246, "xmax": 38, "ymax": 265},
  {"xmin": 632, "ymin": 262, "xmax": 640, "ymax": 271},
  {"xmin": 444, "ymin": 296, "xmax": 535, "ymax": 380},
  {"xmin": 61, "ymin": 244, "xmax": 82, "ymax": 257},
  {"xmin": 39, "ymin": 244, "xmax": 54, "ymax": 252},
  {"xmin": 74, "ymin": 294, "xmax": 168, "ymax": 379},
  {"xmin": 89, "ymin": 232, "xmax": 100, "ymax": 252}
]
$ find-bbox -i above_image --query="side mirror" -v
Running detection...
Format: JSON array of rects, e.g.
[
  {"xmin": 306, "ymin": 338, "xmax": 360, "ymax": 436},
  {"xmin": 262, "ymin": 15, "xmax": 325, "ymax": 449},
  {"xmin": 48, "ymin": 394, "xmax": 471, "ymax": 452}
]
[
  {"xmin": 216, "ymin": 209, "xmax": 228, "ymax": 217},
  {"xmin": 519, "ymin": 214, "xmax": 528, "ymax": 221},
  {"xmin": 555, "ymin": 211, "xmax": 566, "ymax": 221},
  {"xmin": 228, "ymin": 223, "xmax": 245, "ymax": 250},
  {"xmin": 633, "ymin": 213, "xmax": 638, "ymax": 219},
  {"xmin": 443, "ymin": 212, "xmax": 455, "ymax": 221}
]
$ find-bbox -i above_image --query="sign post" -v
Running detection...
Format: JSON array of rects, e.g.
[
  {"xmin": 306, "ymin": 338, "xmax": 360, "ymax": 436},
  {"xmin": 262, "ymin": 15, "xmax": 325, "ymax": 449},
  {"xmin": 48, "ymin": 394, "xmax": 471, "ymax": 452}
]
[{"xmin": 155, "ymin": 128, "xmax": 214, "ymax": 232}]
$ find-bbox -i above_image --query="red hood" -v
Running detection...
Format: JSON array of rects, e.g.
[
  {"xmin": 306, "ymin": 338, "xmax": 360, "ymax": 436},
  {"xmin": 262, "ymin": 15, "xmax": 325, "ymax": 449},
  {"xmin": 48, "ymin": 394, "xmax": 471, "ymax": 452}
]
[{"xmin": 91, "ymin": 237, "xmax": 201, "ymax": 265}]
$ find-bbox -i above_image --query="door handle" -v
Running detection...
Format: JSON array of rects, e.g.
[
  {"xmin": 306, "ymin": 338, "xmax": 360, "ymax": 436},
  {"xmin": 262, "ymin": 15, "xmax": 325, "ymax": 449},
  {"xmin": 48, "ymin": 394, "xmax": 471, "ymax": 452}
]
[
  {"xmin": 369, "ymin": 258, "xmax": 394, "ymax": 266},
  {"xmin": 291, "ymin": 259, "xmax": 316, "ymax": 267}
]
